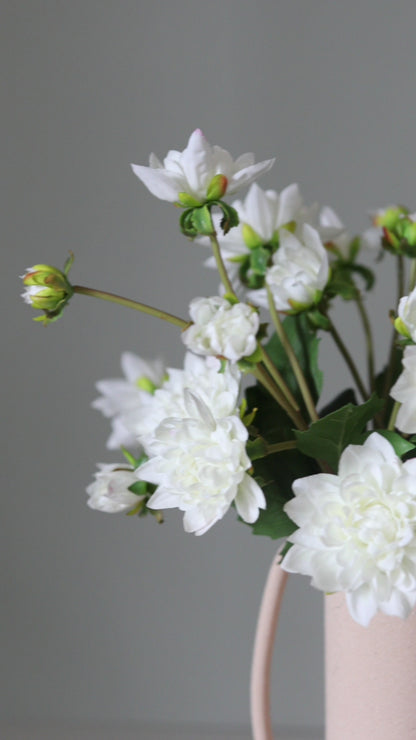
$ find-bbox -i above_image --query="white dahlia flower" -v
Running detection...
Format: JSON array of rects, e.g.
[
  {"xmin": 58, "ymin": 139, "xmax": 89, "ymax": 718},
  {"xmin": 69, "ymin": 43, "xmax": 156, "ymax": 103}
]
[
  {"xmin": 281, "ymin": 433, "xmax": 416, "ymax": 626},
  {"xmin": 181, "ymin": 296, "xmax": 259, "ymax": 361},
  {"xmin": 130, "ymin": 353, "xmax": 242, "ymax": 446},
  {"xmin": 249, "ymin": 224, "xmax": 329, "ymax": 312},
  {"xmin": 395, "ymin": 288, "xmax": 416, "ymax": 342},
  {"xmin": 137, "ymin": 390, "xmax": 265, "ymax": 535},
  {"xmin": 92, "ymin": 353, "xmax": 166, "ymax": 450},
  {"xmin": 390, "ymin": 345, "xmax": 416, "ymax": 434},
  {"xmin": 86, "ymin": 464, "xmax": 142, "ymax": 514},
  {"xmin": 131, "ymin": 129, "xmax": 274, "ymax": 204}
]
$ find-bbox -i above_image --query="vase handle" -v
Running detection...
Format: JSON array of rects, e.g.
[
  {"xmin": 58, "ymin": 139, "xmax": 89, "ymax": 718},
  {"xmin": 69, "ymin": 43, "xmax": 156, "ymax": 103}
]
[{"xmin": 250, "ymin": 549, "xmax": 289, "ymax": 740}]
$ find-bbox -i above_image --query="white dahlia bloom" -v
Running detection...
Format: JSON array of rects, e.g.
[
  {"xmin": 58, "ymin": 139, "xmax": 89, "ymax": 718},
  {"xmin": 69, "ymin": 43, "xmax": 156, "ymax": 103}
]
[
  {"xmin": 92, "ymin": 353, "xmax": 166, "ymax": 450},
  {"xmin": 137, "ymin": 391, "xmax": 265, "ymax": 535},
  {"xmin": 281, "ymin": 433, "xmax": 416, "ymax": 626},
  {"xmin": 130, "ymin": 352, "xmax": 241, "ymax": 446},
  {"xmin": 390, "ymin": 346, "xmax": 416, "ymax": 433},
  {"xmin": 181, "ymin": 296, "xmax": 259, "ymax": 361},
  {"xmin": 249, "ymin": 224, "xmax": 329, "ymax": 312},
  {"xmin": 87, "ymin": 464, "xmax": 142, "ymax": 514},
  {"xmin": 395, "ymin": 287, "xmax": 416, "ymax": 342},
  {"xmin": 131, "ymin": 129, "xmax": 274, "ymax": 203}
]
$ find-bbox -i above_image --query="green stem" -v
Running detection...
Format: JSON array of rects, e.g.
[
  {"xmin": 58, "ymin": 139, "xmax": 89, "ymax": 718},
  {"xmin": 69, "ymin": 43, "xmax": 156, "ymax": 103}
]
[
  {"xmin": 355, "ymin": 292, "xmax": 375, "ymax": 393},
  {"xmin": 259, "ymin": 345, "xmax": 301, "ymax": 413},
  {"xmin": 326, "ymin": 315, "xmax": 369, "ymax": 401},
  {"xmin": 398, "ymin": 254, "xmax": 405, "ymax": 302},
  {"xmin": 209, "ymin": 230, "xmax": 236, "ymax": 297},
  {"xmin": 381, "ymin": 254, "xmax": 407, "ymax": 410},
  {"xmin": 409, "ymin": 258, "xmax": 416, "ymax": 292},
  {"xmin": 252, "ymin": 365, "xmax": 308, "ymax": 430},
  {"xmin": 266, "ymin": 285, "xmax": 319, "ymax": 422},
  {"xmin": 387, "ymin": 400, "xmax": 400, "ymax": 431},
  {"xmin": 266, "ymin": 440, "xmax": 298, "ymax": 455},
  {"xmin": 72, "ymin": 285, "xmax": 188, "ymax": 329}
]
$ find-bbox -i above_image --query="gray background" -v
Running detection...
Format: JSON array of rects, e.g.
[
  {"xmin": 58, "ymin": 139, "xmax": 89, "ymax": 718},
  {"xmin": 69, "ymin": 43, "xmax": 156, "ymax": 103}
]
[{"xmin": 3, "ymin": 1, "xmax": 416, "ymax": 736}]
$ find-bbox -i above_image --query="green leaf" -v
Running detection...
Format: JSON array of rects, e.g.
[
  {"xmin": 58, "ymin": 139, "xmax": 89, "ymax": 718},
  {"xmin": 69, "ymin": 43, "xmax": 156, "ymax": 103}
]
[
  {"xmin": 365, "ymin": 430, "xmax": 416, "ymax": 458},
  {"xmin": 295, "ymin": 394, "xmax": 385, "ymax": 471},
  {"xmin": 250, "ymin": 246, "xmax": 270, "ymax": 276},
  {"xmin": 244, "ymin": 382, "xmax": 319, "ymax": 539}
]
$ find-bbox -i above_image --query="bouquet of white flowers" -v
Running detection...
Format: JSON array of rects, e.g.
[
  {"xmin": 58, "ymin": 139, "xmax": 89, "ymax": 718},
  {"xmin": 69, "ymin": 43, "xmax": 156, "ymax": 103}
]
[{"xmin": 22, "ymin": 129, "xmax": 416, "ymax": 632}]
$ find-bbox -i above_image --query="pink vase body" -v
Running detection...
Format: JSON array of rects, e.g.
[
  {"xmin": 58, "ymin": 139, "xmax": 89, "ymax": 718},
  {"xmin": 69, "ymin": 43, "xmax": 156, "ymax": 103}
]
[{"xmin": 325, "ymin": 592, "xmax": 416, "ymax": 739}]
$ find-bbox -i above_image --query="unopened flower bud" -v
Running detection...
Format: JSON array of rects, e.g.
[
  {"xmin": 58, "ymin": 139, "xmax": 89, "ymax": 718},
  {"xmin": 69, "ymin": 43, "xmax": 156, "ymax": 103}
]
[
  {"xmin": 374, "ymin": 206, "xmax": 408, "ymax": 231},
  {"xmin": 206, "ymin": 174, "xmax": 228, "ymax": 201},
  {"xmin": 21, "ymin": 256, "xmax": 74, "ymax": 325},
  {"xmin": 242, "ymin": 223, "xmax": 263, "ymax": 249}
]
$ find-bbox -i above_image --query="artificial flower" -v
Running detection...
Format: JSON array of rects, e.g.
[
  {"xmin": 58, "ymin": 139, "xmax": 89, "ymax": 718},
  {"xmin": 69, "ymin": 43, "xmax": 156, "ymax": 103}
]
[
  {"xmin": 200, "ymin": 183, "xmax": 340, "ymax": 297},
  {"xmin": 137, "ymin": 390, "xmax": 265, "ymax": 535},
  {"xmin": 249, "ymin": 224, "xmax": 329, "ymax": 312},
  {"xmin": 129, "ymin": 352, "xmax": 242, "ymax": 446},
  {"xmin": 281, "ymin": 433, "xmax": 416, "ymax": 626},
  {"xmin": 181, "ymin": 296, "xmax": 259, "ymax": 361},
  {"xmin": 395, "ymin": 287, "xmax": 416, "ymax": 341},
  {"xmin": 86, "ymin": 463, "xmax": 142, "ymax": 513},
  {"xmin": 390, "ymin": 345, "xmax": 416, "ymax": 433},
  {"xmin": 130, "ymin": 129, "xmax": 275, "ymax": 204},
  {"xmin": 92, "ymin": 353, "xmax": 166, "ymax": 449}
]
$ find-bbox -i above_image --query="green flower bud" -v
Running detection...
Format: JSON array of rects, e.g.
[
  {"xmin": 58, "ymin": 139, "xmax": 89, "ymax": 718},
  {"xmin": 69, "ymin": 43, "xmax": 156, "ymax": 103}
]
[
  {"xmin": 374, "ymin": 206, "xmax": 408, "ymax": 231},
  {"xmin": 242, "ymin": 223, "xmax": 263, "ymax": 249},
  {"xmin": 21, "ymin": 256, "xmax": 74, "ymax": 325},
  {"xmin": 206, "ymin": 174, "xmax": 228, "ymax": 201},
  {"xmin": 394, "ymin": 316, "xmax": 412, "ymax": 340},
  {"xmin": 398, "ymin": 218, "xmax": 416, "ymax": 247}
]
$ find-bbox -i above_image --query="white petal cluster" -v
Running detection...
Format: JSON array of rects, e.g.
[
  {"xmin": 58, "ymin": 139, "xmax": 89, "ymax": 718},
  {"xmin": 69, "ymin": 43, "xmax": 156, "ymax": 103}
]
[
  {"xmin": 137, "ymin": 391, "xmax": 265, "ymax": 535},
  {"xmin": 281, "ymin": 433, "xmax": 416, "ymax": 626},
  {"xmin": 250, "ymin": 225, "xmax": 329, "ymax": 312},
  {"xmin": 91, "ymin": 350, "xmax": 264, "ymax": 533},
  {"xmin": 200, "ymin": 183, "xmax": 338, "ymax": 298},
  {"xmin": 181, "ymin": 296, "xmax": 259, "ymax": 361},
  {"xmin": 396, "ymin": 287, "xmax": 416, "ymax": 342},
  {"xmin": 131, "ymin": 352, "xmax": 241, "ymax": 443},
  {"xmin": 390, "ymin": 346, "xmax": 416, "ymax": 433},
  {"xmin": 87, "ymin": 464, "xmax": 141, "ymax": 514},
  {"xmin": 131, "ymin": 129, "xmax": 274, "ymax": 203},
  {"xmin": 92, "ymin": 353, "xmax": 166, "ymax": 450}
]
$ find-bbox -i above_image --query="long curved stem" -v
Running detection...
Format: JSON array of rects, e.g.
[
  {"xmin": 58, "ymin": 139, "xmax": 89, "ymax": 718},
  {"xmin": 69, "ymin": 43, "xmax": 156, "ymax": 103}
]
[
  {"xmin": 253, "ymin": 365, "xmax": 308, "ymax": 430},
  {"xmin": 355, "ymin": 293, "xmax": 375, "ymax": 393},
  {"xmin": 72, "ymin": 285, "xmax": 188, "ymax": 329},
  {"xmin": 266, "ymin": 286, "xmax": 319, "ymax": 423},
  {"xmin": 326, "ymin": 315, "xmax": 369, "ymax": 401},
  {"xmin": 251, "ymin": 551, "xmax": 289, "ymax": 740}
]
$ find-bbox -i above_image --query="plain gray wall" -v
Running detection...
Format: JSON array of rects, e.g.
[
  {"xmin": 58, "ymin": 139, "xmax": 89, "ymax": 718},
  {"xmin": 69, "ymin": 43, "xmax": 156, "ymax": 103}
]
[{"xmin": 3, "ymin": 0, "xmax": 416, "ymax": 733}]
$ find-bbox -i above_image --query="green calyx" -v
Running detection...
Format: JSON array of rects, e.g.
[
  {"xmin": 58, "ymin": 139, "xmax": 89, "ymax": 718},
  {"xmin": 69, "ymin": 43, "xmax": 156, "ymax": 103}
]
[
  {"xmin": 179, "ymin": 200, "xmax": 239, "ymax": 239},
  {"xmin": 136, "ymin": 375, "xmax": 158, "ymax": 394}
]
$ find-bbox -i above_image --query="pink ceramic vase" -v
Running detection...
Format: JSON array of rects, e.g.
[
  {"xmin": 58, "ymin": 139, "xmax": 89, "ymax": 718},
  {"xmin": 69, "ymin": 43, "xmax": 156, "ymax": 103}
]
[
  {"xmin": 325, "ymin": 592, "xmax": 416, "ymax": 740},
  {"xmin": 251, "ymin": 555, "xmax": 416, "ymax": 740}
]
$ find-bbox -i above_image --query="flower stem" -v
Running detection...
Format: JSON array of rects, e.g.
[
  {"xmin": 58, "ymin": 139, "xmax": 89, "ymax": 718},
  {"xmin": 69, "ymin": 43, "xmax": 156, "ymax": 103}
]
[
  {"xmin": 266, "ymin": 286, "xmax": 319, "ymax": 423},
  {"xmin": 252, "ymin": 365, "xmax": 308, "ymax": 430},
  {"xmin": 72, "ymin": 285, "xmax": 188, "ymax": 329},
  {"xmin": 258, "ymin": 345, "xmax": 301, "ymax": 412},
  {"xmin": 325, "ymin": 314, "xmax": 369, "ymax": 401},
  {"xmin": 355, "ymin": 292, "xmax": 375, "ymax": 393},
  {"xmin": 209, "ymin": 229, "xmax": 237, "ymax": 297},
  {"xmin": 409, "ymin": 258, "xmax": 416, "ymax": 292},
  {"xmin": 387, "ymin": 400, "xmax": 400, "ymax": 431},
  {"xmin": 266, "ymin": 440, "xmax": 298, "ymax": 455}
]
